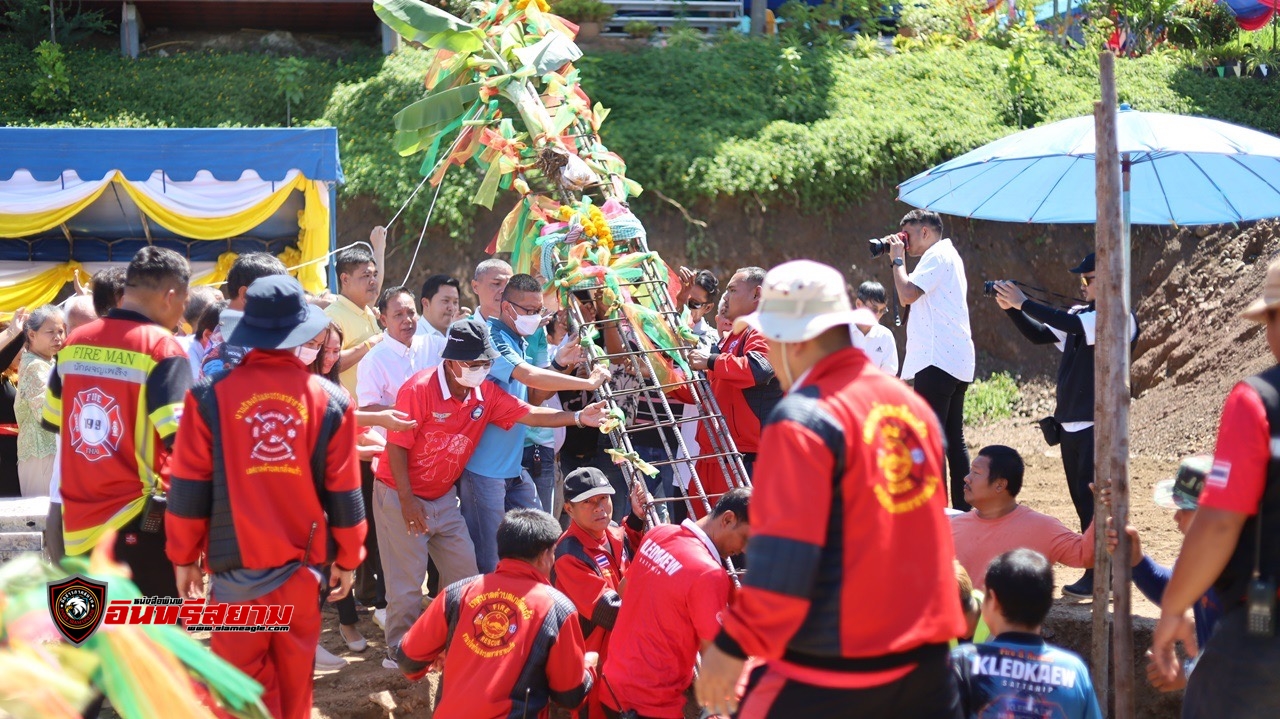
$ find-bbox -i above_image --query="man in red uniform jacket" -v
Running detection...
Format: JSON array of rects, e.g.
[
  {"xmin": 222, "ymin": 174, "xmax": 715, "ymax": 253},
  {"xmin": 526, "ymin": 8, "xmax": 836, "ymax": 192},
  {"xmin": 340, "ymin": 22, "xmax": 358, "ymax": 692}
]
[
  {"xmin": 672, "ymin": 267, "xmax": 781, "ymax": 516},
  {"xmin": 166, "ymin": 276, "xmax": 368, "ymax": 719},
  {"xmin": 552, "ymin": 467, "xmax": 649, "ymax": 718},
  {"xmin": 696, "ymin": 260, "xmax": 966, "ymax": 719},
  {"xmin": 601, "ymin": 487, "xmax": 752, "ymax": 719},
  {"xmin": 394, "ymin": 509, "xmax": 596, "ymax": 719}
]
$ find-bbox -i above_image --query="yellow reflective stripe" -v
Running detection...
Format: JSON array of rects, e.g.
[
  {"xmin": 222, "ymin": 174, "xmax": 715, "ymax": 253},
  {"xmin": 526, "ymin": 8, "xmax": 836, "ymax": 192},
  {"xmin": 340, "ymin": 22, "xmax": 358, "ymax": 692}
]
[
  {"xmin": 56, "ymin": 345, "xmax": 158, "ymax": 386},
  {"xmin": 150, "ymin": 402, "xmax": 183, "ymax": 440},
  {"xmin": 62, "ymin": 496, "xmax": 146, "ymax": 555},
  {"xmin": 42, "ymin": 391, "xmax": 62, "ymax": 428},
  {"xmin": 135, "ymin": 386, "xmax": 155, "ymax": 496}
]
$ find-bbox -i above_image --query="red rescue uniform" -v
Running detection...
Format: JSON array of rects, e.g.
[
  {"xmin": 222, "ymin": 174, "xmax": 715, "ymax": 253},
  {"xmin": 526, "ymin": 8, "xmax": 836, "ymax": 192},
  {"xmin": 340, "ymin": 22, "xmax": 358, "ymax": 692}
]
[
  {"xmin": 714, "ymin": 348, "xmax": 966, "ymax": 718},
  {"xmin": 43, "ymin": 309, "xmax": 191, "ymax": 567},
  {"xmin": 602, "ymin": 520, "xmax": 732, "ymax": 719},
  {"xmin": 669, "ymin": 326, "xmax": 781, "ymax": 516},
  {"xmin": 167, "ymin": 350, "xmax": 367, "ymax": 719},
  {"xmin": 395, "ymin": 559, "xmax": 594, "ymax": 719},
  {"xmin": 551, "ymin": 516, "xmax": 645, "ymax": 718}
]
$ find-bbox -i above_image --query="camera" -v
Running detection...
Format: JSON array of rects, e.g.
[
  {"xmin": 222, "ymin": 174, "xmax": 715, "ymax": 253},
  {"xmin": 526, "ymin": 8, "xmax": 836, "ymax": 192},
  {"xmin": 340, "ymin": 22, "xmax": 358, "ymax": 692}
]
[
  {"xmin": 983, "ymin": 280, "xmax": 1013, "ymax": 296},
  {"xmin": 869, "ymin": 232, "xmax": 908, "ymax": 258}
]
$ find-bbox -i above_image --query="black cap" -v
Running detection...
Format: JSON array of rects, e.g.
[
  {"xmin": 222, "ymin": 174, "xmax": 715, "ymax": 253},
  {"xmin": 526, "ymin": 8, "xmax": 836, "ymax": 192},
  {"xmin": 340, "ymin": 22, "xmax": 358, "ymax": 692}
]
[
  {"xmin": 441, "ymin": 318, "xmax": 501, "ymax": 362},
  {"xmin": 222, "ymin": 276, "xmax": 329, "ymax": 351},
  {"xmin": 563, "ymin": 467, "xmax": 615, "ymax": 503},
  {"xmin": 1069, "ymin": 253, "xmax": 1096, "ymax": 274}
]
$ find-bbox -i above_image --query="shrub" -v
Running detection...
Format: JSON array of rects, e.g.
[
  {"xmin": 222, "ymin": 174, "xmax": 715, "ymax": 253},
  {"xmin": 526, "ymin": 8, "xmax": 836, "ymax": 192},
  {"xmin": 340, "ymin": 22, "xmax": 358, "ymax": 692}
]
[
  {"xmin": 964, "ymin": 371, "xmax": 1020, "ymax": 426},
  {"xmin": 1, "ymin": 0, "xmax": 113, "ymax": 48},
  {"xmin": 31, "ymin": 41, "xmax": 70, "ymax": 113},
  {"xmin": 550, "ymin": 0, "xmax": 615, "ymax": 23},
  {"xmin": 624, "ymin": 20, "xmax": 656, "ymax": 39}
]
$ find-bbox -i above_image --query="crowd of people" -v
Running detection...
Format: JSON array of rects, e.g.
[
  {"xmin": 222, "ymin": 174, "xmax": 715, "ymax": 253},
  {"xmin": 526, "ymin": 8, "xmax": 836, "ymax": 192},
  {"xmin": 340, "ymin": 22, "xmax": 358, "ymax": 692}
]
[{"xmin": 7, "ymin": 206, "xmax": 1279, "ymax": 719}]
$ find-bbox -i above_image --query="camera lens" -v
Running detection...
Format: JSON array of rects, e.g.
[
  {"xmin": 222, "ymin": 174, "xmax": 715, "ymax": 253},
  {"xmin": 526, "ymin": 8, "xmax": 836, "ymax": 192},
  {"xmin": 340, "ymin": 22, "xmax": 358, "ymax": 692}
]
[
  {"xmin": 984, "ymin": 281, "xmax": 997, "ymax": 296},
  {"xmin": 869, "ymin": 238, "xmax": 887, "ymax": 258}
]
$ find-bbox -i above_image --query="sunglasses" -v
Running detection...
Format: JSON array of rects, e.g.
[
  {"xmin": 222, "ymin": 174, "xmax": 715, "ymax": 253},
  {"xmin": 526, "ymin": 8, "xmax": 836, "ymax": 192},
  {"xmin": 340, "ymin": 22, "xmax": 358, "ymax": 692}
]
[
  {"xmin": 687, "ymin": 299, "xmax": 709, "ymax": 311},
  {"xmin": 1080, "ymin": 275, "xmax": 1096, "ymax": 286}
]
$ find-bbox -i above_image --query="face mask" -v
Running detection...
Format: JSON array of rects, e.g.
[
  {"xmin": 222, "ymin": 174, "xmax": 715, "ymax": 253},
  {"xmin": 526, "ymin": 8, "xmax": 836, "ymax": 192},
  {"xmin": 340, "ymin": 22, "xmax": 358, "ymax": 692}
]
[
  {"xmin": 294, "ymin": 345, "xmax": 320, "ymax": 366},
  {"xmin": 513, "ymin": 313, "xmax": 543, "ymax": 337},
  {"xmin": 455, "ymin": 364, "xmax": 488, "ymax": 387}
]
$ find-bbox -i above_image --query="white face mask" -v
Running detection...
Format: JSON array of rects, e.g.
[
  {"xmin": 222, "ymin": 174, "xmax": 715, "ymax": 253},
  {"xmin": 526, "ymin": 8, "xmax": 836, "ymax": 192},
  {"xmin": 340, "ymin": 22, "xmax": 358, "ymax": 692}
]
[
  {"xmin": 455, "ymin": 364, "xmax": 488, "ymax": 387},
  {"xmin": 294, "ymin": 345, "xmax": 320, "ymax": 366},
  {"xmin": 513, "ymin": 313, "xmax": 543, "ymax": 337}
]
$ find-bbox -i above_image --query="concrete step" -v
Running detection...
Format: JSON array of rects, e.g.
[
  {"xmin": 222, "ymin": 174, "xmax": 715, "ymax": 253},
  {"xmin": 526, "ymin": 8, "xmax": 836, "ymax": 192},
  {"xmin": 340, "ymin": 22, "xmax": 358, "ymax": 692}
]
[
  {"xmin": 0, "ymin": 531, "xmax": 43, "ymax": 563},
  {"xmin": 0, "ymin": 496, "xmax": 49, "ymax": 532}
]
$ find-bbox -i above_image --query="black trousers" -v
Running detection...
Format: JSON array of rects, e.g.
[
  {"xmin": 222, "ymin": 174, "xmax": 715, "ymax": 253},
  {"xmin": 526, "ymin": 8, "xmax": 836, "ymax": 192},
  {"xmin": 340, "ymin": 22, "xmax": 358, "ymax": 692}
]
[
  {"xmin": 1059, "ymin": 425, "xmax": 1095, "ymax": 532},
  {"xmin": 912, "ymin": 366, "xmax": 972, "ymax": 511},
  {"xmin": 737, "ymin": 650, "xmax": 962, "ymax": 719},
  {"xmin": 355, "ymin": 461, "xmax": 386, "ymax": 609},
  {"xmin": 1183, "ymin": 608, "xmax": 1280, "ymax": 719}
]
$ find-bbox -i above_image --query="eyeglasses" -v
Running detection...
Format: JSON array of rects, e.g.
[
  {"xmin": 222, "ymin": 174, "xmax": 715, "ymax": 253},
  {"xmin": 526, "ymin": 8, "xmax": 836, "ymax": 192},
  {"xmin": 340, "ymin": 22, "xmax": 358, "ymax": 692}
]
[
  {"xmin": 1081, "ymin": 275, "xmax": 1096, "ymax": 287},
  {"xmin": 506, "ymin": 299, "xmax": 544, "ymax": 316},
  {"xmin": 460, "ymin": 360, "xmax": 493, "ymax": 370}
]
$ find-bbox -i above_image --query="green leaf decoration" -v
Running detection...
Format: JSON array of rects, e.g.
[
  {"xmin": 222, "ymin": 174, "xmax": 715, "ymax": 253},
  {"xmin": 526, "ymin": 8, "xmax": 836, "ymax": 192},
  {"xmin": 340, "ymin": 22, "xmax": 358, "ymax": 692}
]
[
  {"xmin": 513, "ymin": 33, "xmax": 582, "ymax": 76},
  {"xmin": 392, "ymin": 82, "xmax": 482, "ymax": 156},
  {"xmin": 374, "ymin": 0, "xmax": 487, "ymax": 54}
]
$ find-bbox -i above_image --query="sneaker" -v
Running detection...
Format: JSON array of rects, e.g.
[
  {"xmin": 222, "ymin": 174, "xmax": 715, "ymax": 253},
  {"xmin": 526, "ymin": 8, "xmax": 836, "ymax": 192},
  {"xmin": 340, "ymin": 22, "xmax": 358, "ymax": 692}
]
[
  {"xmin": 340, "ymin": 623, "xmax": 367, "ymax": 652},
  {"xmin": 382, "ymin": 656, "xmax": 399, "ymax": 670},
  {"xmin": 373, "ymin": 607, "xmax": 386, "ymax": 631},
  {"xmin": 315, "ymin": 644, "xmax": 347, "ymax": 671},
  {"xmin": 1063, "ymin": 569, "xmax": 1094, "ymax": 598}
]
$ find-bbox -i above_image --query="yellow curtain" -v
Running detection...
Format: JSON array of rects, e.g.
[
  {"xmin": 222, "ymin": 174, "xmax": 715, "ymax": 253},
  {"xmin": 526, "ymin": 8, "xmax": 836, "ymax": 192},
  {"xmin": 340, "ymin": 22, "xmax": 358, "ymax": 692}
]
[
  {"xmin": 0, "ymin": 175, "xmax": 333, "ymax": 312},
  {"xmin": 116, "ymin": 174, "xmax": 309, "ymax": 241},
  {"xmin": 0, "ymin": 179, "xmax": 116, "ymax": 238},
  {"xmin": 0, "ymin": 263, "xmax": 82, "ymax": 321}
]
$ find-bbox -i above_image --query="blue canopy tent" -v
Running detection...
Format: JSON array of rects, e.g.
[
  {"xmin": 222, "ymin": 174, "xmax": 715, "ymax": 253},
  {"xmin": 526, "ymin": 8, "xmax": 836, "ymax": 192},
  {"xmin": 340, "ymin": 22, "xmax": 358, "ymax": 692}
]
[{"xmin": 0, "ymin": 127, "xmax": 343, "ymax": 314}]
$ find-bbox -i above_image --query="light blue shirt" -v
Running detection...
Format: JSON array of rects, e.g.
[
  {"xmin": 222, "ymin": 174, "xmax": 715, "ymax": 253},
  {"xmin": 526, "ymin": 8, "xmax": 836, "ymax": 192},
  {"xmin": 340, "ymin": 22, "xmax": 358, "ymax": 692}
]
[
  {"xmin": 465, "ymin": 318, "xmax": 530, "ymax": 478},
  {"xmin": 523, "ymin": 327, "xmax": 554, "ymax": 449}
]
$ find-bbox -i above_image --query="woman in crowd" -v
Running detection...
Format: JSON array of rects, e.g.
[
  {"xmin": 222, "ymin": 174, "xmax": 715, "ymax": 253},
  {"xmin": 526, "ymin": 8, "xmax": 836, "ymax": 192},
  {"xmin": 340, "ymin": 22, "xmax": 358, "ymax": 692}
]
[{"xmin": 16, "ymin": 305, "xmax": 64, "ymax": 497}]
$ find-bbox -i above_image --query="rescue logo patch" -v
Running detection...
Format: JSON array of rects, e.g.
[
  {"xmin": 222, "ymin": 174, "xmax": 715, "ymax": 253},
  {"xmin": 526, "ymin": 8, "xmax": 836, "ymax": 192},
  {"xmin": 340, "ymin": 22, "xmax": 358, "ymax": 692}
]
[
  {"xmin": 68, "ymin": 387, "xmax": 124, "ymax": 462},
  {"xmin": 464, "ymin": 591, "xmax": 533, "ymax": 659},
  {"xmin": 470, "ymin": 405, "xmax": 484, "ymax": 420},
  {"xmin": 47, "ymin": 575, "xmax": 107, "ymax": 645},
  {"xmin": 863, "ymin": 402, "xmax": 940, "ymax": 514},
  {"xmin": 432, "ymin": 412, "xmax": 451, "ymax": 423},
  {"xmin": 246, "ymin": 408, "xmax": 299, "ymax": 463}
]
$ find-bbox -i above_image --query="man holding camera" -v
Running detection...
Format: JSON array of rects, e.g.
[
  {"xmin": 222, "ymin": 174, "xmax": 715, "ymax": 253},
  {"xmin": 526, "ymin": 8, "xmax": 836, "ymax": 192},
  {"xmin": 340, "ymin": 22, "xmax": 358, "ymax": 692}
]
[
  {"xmin": 992, "ymin": 252, "xmax": 1137, "ymax": 598},
  {"xmin": 1150, "ymin": 257, "xmax": 1280, "ymax": 718},
  {"xmin": 886, "ymin": 209, "xmax": 975, "ymax": 511}
]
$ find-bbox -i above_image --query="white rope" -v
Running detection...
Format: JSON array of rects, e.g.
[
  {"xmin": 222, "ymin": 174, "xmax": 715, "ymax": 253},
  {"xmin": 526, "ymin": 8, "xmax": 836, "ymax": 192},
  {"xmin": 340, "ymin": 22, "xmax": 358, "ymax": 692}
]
[
  {"xmin": 386, "ymin": 174, "xmax": 430, "ymax": 229},
  {"xmin": 398, "ymin": 109, "xmax": 480, "ymax": 286}
]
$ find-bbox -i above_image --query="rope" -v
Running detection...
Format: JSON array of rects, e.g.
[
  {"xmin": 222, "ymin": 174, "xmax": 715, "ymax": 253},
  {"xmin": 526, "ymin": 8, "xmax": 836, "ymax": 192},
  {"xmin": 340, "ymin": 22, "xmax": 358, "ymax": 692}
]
[
  {"xmin": 398, "ymin": 107, "xmax": 481, "ymax": 286},
  {"xmin": 385, "ymin": 174, "xmax": 430, "ymax": 230}
]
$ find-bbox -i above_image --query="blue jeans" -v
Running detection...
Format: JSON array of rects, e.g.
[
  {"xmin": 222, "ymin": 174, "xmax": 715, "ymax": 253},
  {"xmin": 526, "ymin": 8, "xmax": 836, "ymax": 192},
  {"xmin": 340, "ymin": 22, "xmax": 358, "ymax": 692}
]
[
  {"xmin": 458, "ymin": 468, "xmax": 539, "ymax": 573},
  {"xmin": 522, "ymin": 444, "xmax": 556, "ymax": 514},
  {"xmin": 632, "ymin": 444, "xmax": 675, "ymax": 524}
]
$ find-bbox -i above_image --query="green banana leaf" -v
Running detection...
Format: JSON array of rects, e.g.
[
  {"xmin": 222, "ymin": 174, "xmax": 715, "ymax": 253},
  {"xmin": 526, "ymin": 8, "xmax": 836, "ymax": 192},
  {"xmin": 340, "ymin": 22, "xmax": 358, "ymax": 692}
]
[
  {"xmin": 393, "ymin": 82, "xmax": 483, "ymax": 156},
  {"xmin": 374, "ymin": 0, "xmax": 486, "ymax": 54}
]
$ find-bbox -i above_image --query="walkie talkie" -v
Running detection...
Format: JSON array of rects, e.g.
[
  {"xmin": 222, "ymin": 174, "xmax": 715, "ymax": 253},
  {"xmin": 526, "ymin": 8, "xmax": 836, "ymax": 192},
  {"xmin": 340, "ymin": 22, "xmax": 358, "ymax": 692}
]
[
  {"xmin": 1246, "ymin": 515, "xmax": 1276, "ymax": 637},
  {"xmin": 139, "ymin": 492, "xmax": 167, "ymax": 534}
]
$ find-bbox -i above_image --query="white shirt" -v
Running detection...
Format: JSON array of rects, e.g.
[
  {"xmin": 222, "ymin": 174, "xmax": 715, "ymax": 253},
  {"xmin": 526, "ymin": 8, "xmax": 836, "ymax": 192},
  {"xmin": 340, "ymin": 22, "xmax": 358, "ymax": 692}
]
[
  {"xmin": 416, "ymin": 316, "xmax": 446, "ymax": 339},
  {"xmin": 860, "ymin": 322, "xmax": 899, "ymax": 376},
  {"xmin": 356, "ymin": 331, "xmax": 447, "ymax": 437},
  {"xmin": 901, "ymin": 238, "xmax": 975, "ymax": 383},
  {"xmin": 176, "ymin": 335, "xmax": 205, "ymax": 381}
]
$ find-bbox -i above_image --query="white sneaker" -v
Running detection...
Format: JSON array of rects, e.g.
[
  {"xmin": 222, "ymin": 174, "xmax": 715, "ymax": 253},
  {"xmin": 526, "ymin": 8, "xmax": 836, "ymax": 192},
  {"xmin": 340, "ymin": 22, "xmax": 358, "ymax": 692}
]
[
  {"xmin": 315, "ymin": 644, "xmax": 347, "ymax": 671},
  {"xmin": 373, "ymin": 607, "xmax": 386, "ymax": 630},
  {"xmin": 382, "ymin": 656, "xmax": 399, "ymax": 670}
]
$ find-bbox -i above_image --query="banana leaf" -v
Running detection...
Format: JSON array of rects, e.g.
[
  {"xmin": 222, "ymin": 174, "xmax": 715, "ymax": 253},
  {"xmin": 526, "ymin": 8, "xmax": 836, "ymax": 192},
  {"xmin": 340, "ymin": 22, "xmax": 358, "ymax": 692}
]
[
  {"xmin": 374, "ymin": 0, "xmax": 486, "ymax": 54},
  {"xmin": 393, "ymin": 83, "xmax": 483, "ymax": 156}
]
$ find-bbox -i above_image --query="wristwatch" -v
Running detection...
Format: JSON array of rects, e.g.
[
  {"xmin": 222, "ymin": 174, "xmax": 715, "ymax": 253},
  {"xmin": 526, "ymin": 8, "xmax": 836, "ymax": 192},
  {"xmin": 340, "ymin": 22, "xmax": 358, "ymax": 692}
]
[
  {"xmin": 550, "ymin": 358, "xmax": 567, "ymax": 372},
  {"xmin": 892, "ymin": 257, "xmax": 904, "ymax": 267}
]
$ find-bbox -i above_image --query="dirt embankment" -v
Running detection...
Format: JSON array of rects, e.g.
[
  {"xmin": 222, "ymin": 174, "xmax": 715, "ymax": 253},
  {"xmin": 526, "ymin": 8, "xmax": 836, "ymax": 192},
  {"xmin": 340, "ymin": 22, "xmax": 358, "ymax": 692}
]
[{"xmin": 348, "ymin": 188, "xmax": 1279, "ymax": 453}]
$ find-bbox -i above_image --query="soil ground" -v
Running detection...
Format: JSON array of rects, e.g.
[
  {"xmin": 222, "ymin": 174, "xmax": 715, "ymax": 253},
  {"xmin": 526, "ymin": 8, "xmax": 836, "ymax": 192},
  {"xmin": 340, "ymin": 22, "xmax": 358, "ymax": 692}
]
[{"xmin": 307, "ymin": 411, "xmax": 1187, "ymax": 719}]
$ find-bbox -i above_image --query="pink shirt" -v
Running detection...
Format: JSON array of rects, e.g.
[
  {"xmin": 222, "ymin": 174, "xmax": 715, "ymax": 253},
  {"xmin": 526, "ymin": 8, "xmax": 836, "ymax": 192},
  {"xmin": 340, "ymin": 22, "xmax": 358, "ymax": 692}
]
[{"xmin": 950, "ymin": 504, "xmax": 1096, "ymax": 590}]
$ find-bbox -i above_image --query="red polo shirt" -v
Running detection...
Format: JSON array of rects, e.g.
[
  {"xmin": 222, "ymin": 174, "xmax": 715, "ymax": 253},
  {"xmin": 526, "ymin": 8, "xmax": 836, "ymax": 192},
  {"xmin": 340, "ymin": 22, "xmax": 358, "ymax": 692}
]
[
  {"xmin": 1199, "ymin": 382, "xmax": 1270, "ymax": 514},
  {"xmin": 601, "ymin": 521, "xmax": 731, "ymax": 718},
  {"xmin": 375, "ymin": 366, "xmax": 530, "ymax": 499}
]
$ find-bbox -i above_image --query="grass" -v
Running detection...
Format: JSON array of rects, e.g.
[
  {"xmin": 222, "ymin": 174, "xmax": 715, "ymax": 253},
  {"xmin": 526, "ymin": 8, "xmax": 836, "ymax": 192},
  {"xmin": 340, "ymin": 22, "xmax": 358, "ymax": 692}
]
[{"xmin": 964, "ymin": 371, "xmax": 1020, "ymax": 426}]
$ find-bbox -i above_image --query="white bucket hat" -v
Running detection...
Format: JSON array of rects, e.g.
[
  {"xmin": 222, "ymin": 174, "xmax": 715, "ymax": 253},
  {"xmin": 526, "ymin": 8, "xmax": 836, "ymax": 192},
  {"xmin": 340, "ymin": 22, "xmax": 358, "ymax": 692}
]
[{"xmin": 733, "ymin": 260, "xmax": 877, "ymax": 343}]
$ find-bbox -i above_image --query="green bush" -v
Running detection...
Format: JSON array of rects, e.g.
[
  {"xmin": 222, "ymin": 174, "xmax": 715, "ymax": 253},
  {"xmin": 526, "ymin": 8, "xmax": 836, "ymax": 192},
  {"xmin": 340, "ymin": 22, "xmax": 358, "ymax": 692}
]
[
  {"xmin": 6, "ymin": 34, "xmax": 1280, "ymax": 245},
  {"xmin": 624, "ymin": 20, "xmax": 656, "ymax": 39},
  {"xmin": 31, "ymin": 41, "xmax": 70, "ymax": 113},
  {"xmin": 550, "ymin": 0, "xmax": 615, "ymax": 23},
  {"xmin": 964, "ymin": 371, "xmax": 1020, "ymax": 426}
]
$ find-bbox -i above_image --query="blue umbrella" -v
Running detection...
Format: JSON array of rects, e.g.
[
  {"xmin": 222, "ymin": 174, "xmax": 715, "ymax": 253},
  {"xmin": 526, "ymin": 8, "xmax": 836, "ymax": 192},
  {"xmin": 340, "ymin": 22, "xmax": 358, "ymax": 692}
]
[{"xmin": 897, "ymin": 104, "xmax": 1280, "ymax": 226}]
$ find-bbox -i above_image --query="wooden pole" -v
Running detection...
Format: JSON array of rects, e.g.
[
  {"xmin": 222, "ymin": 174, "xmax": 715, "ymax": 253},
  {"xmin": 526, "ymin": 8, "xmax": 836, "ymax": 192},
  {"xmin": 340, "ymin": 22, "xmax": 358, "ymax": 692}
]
[{"xmin": 1092, "ymin": 50, "xmax": 1118, "ymax": 717}]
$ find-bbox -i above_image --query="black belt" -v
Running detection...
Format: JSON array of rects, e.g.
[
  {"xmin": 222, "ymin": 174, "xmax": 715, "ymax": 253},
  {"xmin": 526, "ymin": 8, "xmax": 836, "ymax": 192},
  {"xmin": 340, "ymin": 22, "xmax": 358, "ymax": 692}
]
[{"xmin": 782, "ymin": 642, "xmax": 949, "ymax": 673}]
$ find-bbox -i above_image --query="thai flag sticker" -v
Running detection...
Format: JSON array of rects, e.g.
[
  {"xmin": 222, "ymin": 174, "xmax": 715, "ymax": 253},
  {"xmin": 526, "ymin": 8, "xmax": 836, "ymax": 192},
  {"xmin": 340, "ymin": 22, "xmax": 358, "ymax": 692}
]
[
  {"xmin": 1207, "ymin": 460, "xmax": 1231, "ymax": 489},
  {"xmin": 594, "ymin": 554, "xmax": 610, "ymax": 571}
]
